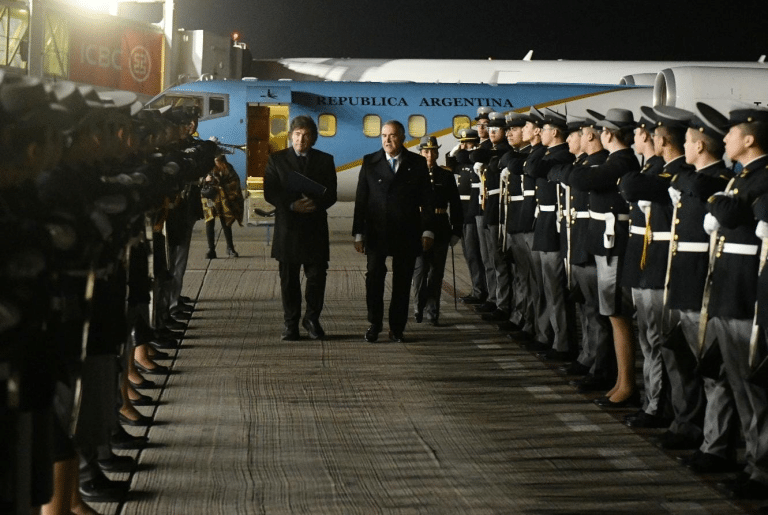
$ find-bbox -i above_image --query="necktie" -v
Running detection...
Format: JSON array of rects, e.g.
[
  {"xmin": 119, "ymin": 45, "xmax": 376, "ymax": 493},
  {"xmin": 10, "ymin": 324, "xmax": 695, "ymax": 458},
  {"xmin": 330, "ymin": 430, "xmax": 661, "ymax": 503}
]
[
  {"xmin": 298, "ymin": 155, "xmax": 307, "ymax": 171},
  {"xmin": 389, "ymin": 158, "xmax": 396, "ymax": 172}
]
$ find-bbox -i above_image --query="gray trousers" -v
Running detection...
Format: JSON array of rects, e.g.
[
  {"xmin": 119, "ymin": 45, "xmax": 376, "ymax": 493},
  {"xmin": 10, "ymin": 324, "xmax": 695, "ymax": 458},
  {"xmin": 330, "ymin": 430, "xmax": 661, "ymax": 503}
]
[
  {"xmin": 525, "ymin": 232, "xmax": 551, "ymax": 343},
  {"xmin": 710, "ymin": 317, "xmax": 768, "ymax": 484},
  {"xmin": 486, "ymin": 225, "xmax": 511, "ymax": 312},
  {"xmin": 506, "ymin": 233, "xmax": 535, "ymax": 332},
  {"xmin": 475, "ymin": 216, "xmax": 497, "ymax": 305},
  {"xmin": 663, "ymin": 310, "xmax": 705, "ymax": 440},
  {"xmin": 461, "ymin": 223, "xmax": 487, "ymax": 300},
  {"xmin": 75, "ymin": 354, "xmax": 118, "ymax": 477},
  {"xmin": 632, "ymin": 288, "xmax": 666, "ymax": 416},
  {"xmin": 572, "ymin": 264, "xmax": 613, "ymax": 376},
  {"xmin": 537, "ymin": 250, "xmax": 568, "ymax": 352},
  {"xmin": 169, "ymin": 219, "xmax": 194, "ymax": 311}
]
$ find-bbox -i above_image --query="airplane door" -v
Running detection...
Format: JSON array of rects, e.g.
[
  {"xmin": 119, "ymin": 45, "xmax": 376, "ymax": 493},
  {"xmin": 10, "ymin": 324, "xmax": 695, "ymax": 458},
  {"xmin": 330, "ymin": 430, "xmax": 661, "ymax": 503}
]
[{"xmin": 246, "ymin": 104, "xmax": 290, "ymax": 223}]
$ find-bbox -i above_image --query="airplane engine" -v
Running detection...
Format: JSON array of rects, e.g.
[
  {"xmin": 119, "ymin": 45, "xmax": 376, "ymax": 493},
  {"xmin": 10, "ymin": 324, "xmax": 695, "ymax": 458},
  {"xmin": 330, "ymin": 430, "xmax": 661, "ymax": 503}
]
[
  {"xmin": 653, "ymin": 66, "xmax": 768, "ymax": 111},
  {"xmin": 619, "ymin": 73, "xmax": 657, "ymax": 86}
]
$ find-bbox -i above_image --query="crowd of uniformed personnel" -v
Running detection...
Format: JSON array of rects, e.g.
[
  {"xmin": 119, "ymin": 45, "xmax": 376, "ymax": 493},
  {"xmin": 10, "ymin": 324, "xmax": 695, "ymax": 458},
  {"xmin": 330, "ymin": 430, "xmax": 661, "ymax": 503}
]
[
  {"xmin": 0, "ymin": 71, "xmax": 220, "ymax": 513},
  {"xmin": 448, "ymin": 103, "xmax": 768, "ymax": 503}
]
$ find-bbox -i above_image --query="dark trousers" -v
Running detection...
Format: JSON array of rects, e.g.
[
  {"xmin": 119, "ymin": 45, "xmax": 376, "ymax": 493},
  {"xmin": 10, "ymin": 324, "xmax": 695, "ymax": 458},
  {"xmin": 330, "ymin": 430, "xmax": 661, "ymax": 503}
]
[
  {"xmin": 205, "ymin": 218, "xmax": 234, "ymax": 250},
  {"xmin": 366, "ymin": 251, "xmax": 416, "ymax": 334},
  {"xmin": 412, "ymin": 239, "xmax": 450, "ymax": 320},
  {"xmin": 278, "ymin": 261, "xmax": 328, "ymax": 328}
]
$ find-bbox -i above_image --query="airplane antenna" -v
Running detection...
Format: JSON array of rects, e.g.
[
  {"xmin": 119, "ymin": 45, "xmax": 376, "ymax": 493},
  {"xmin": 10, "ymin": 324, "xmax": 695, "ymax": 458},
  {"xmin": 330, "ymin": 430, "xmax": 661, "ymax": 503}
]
[
  {"xmin": 523, "ymin": 50, "xmax": 533, "ymax": 61},
  {"xmin": 759, "ymin": 55, "xmax": 766, "ymax": 63}
]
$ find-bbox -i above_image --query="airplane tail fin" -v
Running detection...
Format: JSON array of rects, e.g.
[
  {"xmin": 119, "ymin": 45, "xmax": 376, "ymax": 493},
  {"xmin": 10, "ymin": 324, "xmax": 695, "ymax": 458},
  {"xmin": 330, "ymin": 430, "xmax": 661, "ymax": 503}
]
[
  {"xmin": 759, "ymin": 55, "xmax": 766, "ymax": 63},
  {"xmin": 523, "ymin": 50, "xmax": 533, "ymax": 61}
]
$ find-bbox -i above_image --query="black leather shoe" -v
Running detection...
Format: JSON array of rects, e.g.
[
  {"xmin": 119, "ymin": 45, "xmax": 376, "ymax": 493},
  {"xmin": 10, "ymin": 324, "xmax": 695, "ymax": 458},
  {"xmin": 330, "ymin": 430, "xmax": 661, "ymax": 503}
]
[
  {"xmin": 686, "ymin": 452, "xmax": 740, "ymax": 474},
  {"xmin": 650, "ymin": 430, "xmax": 699, "ymax": 448},
  {"xmin": 497, "ymin": 321, "xmax": 521, "ymax": 332},
  {"xmin": 559, "ymin": 362, "xmax": 590, "ymax": 375},
  {"xmin": 302, "ymin": 318, "xmax": 324, "ymax": 340},
  {"xmin": 178, "ymin": 295, "xmax": 193, "ymax": 304},
  {"xmin": 719, "ymin": 479, "xmax": 768, "ymax": 499},
  {"xmin": 427, "ymin": 318, "xmax": 440, "ymax": 326},
  {"xmin": 573, "ymin": 375, "xmax": 613, "ymax": 392},
  {"xmin": 163, "ymin": 318, "xmax": 186, "ymax": 331},
  {"xmin": 482, "ymin": 309, "xmax": 509, "ymax": 322},
  {"xmin": 205, "ymin": 249, "xmax": 217, "ymax": 259},
  {"xmin": 98, "ymin": 454, "xmax": 137, "ymax": 473},
  {"xmin": 507, "ymin": 330, "xmax": 534, "ymax": 341},
  {"xmin": 594, "ymin": 391, "xmax": 641, "ymax": 409},
  {"xmin": 129, "ymin": 393, "xmax": 154, "ymax": 406},
  {"xmin": 148, "ymin": 336, "xmax": 179, "ymax": 350},
  {"xmin": 128, "ymin": 377, "xmax": 156, "ymax": 389},
  {"xmin": 414, "ymin": 311, "xmax": 423, "ymax": 323},
  {"xmin": 134, "ymin": 361, "xmax": 170, "ymax": 375},
  {"xmin": 119, "ymin": 412, "xmax": 152, "ymax": 427},
  {"xmin": 171, "ymin": 310, "xmax": 192, "ymax": 321},
  {"xmin": 281, "ymin": 326, "xmax": 300, "ymax": 341},
  {"xmin": 148, "ymin": 348, "xmax": 171, "ymax": 360},
  {"xmin": 174, "ymin": 301, "xmax": 194, "ymax": 313},
  {"xmin": 537, "ymin": 349, "xmax": 570, "ymax": 361},
  {"xmin": 388, "ymin": 330, "xmax": 405, "ymax": 343},
  {"xmin": 111, "ymin": 428, "xmax": 148, "ymax": 450},
  {"xmin": 474, "ymin": 302, "xmax": 496, "ymax": 313},
  {"xmin": 460, "ymin": 295, "xmax": 485, "ymax": 305},
  {"xmin": 79, "ymin": 476, "xmax": 129, "ymax": 503},
  {"xmin": 157, "ymin": 327, "xmax": 183, "ymax": 340},
  {"xmin": 521, "ymin": 340, "xmax": 549, "ymax": 352},
  {"xmin": 625, "ymin": 412, "xmax": 670, "ymax": 429},
  {"xmin": 227, "ymin": 247, "xmax": 239, "ymax": 258},
  {"xmin": 365, "ymin": 325, "xmax": 381, "ymax": 343}
]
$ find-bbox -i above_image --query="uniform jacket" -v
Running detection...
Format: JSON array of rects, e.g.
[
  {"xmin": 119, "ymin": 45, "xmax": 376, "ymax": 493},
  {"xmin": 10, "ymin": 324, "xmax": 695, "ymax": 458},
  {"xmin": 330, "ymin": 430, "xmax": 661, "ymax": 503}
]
[
  {"xmin": 511, "ymin": 144, "xmax": 544, "ymax": 233},
  {"xmin": 264, "ymin": 147, "xmax": 338, "ymax": 263},
  {"xmin": 504, "ymin": 145, "xmax": 530, "ymax": 234},
  {"xmin": 453, "ymin": 150, "xmax": 479, "ymax": 223},
  {"xmin": 481, "ymin": 141, "xmax": 511, "ymax": 227},
  {"xmin": 529, "ymin": 143, "xmax": 573, "ymax": 252},
  {"xmin": 425, "ymin": 165, "xmax": 463, "ymax": 243},
  {"xmin": 352, "ymin": 148, "xmax": 433, "ymax": 257}
]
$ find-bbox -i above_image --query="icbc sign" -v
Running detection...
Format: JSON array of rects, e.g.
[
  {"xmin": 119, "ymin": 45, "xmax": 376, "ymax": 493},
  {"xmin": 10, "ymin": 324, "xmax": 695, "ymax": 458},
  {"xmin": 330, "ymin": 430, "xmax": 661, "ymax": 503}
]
[{"xmin": 69, "ymin": 22, "xmax": 162, "ymax": 95}]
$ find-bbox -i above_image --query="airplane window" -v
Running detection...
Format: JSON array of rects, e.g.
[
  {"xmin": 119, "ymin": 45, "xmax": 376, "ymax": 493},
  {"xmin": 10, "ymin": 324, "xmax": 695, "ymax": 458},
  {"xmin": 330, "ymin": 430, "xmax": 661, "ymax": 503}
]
[
  {"xmin": 408, "ymin": 115, "xmax": 426, "ymax": 138},
  {"xmin": 146, "ymin": 94, "xmax": 202, "ymax": 112},
  {"xmin": 318, "ymin": 114, "xmax": 337, "ymax": 137},
  {"xmin": 453, "ymin": 116, "xmax": 471, "ymax": 138},
  {"xmin": 209, "ymin": 96, "xmax": 226, "ymax": 115},
  {"xmin": 363, "ymin": 115, "xmax": 381, "ymax": 137}
]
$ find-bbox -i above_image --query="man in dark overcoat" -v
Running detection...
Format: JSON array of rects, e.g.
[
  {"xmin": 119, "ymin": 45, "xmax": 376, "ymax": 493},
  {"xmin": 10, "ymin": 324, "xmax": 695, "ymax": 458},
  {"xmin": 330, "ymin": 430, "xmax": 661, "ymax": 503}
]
[
  {"xmin": 353, "ymin": 120, "xmax": 434, "ymax": 343},
  {"xmin": 264, "ymin": 115, "xmax": 337, "ymax": 340}
]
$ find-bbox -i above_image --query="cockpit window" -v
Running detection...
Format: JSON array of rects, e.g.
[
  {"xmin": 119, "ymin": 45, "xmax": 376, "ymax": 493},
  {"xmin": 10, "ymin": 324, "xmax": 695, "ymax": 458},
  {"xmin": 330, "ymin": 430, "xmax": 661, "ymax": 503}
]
[{"xmin": 146, "ymin": 93, "xmax": 228, "ymax": 121}]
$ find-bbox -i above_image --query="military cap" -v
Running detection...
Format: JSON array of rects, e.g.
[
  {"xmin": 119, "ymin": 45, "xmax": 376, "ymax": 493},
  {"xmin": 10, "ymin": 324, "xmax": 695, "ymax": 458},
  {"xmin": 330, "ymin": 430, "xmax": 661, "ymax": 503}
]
[
  {"xmin": 505, "ymin": 112, "xmax": 527, "ymax": 128},
  {"xmin": 418, "ymin": 136, "xmax": 440, "ymax": 150},
  {"xmin": 541, "ymin": 108, "xmax": 567, "ymax": 130},
  {"xmin": 487, "ymin": 111, "xmax": 506, "ymax": 128},
  {"xmin": 635, "ymin": 108, "xmax": 656, "ymax": 131},
  {"xmin": 78, "ymin": 86, "xmax": 105, "ymax": 107},
  {"xmin": 50, "ymin": 81, "xmax": 102, "ymax": 125},
  {"xmin": 0, "ymin": 76, "xmax": 71, "ymax": 130},
  {"xmin": 458, "ymin": 128, "xmax": 479, "ymax": 141},
  {"xmin": 566, "ymin": 114, "xmax": 586, "ymax": 133},
  {"xmin": 475, "ymin": 106, "xmax": 493, "ymax": 121},
  {"xmin": 470, "ymin": 147, "xmax": 491, "ymax": 164},
  {"xmin": 98, "ymin": 91, "xmax": 142, "ymax": 116},
  {"xmin": 726, "ymin": 106, "xmax": 768, "ymax": 127},
  {"xmin": 693, "ymin": 102, "xmax": 728, "ymax": 139},
  {"xmin": 640, "ymin": 105, "xmax": 692, "ymax": 130},
  {"xmin": 523, "ymin": 106, "xmax": 546, "ymax": 127},
  {"xmin": 590, "ymin": 108, "xmax": 635, "ymax": 130}
]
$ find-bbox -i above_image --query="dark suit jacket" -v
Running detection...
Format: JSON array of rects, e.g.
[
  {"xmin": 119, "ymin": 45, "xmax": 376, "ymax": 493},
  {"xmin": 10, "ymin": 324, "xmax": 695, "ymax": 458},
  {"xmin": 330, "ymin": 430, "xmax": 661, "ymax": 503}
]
[
  {"xmin": 352, "ymin": 148, "xmax": 433, "ymax": 257},
  {"xmin": 264, "ymin": 147, "xmax": 337, "ymax": 263}
]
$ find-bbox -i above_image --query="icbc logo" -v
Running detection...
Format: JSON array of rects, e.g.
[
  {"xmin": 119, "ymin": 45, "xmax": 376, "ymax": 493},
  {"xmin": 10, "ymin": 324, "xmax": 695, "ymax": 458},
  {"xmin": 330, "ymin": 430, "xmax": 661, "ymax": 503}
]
[{"xmin": 129, "ymin": 46, "xmax": 151, "ymax": 83}]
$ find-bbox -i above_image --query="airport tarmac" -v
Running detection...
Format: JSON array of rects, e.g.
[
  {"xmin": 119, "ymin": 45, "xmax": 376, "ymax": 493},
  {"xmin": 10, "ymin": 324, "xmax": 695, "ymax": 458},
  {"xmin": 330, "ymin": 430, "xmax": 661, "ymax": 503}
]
[{"xmin": 93, "ymin": 214, "xmax": 757, "ymax": 514}]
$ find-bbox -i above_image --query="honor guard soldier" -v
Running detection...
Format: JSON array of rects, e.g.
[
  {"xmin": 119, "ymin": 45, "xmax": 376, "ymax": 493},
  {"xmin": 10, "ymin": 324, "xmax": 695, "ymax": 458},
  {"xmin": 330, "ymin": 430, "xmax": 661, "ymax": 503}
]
[
  {"xmin": 662, "ymin": 103, "xmax": 737, "ymax": 471},
  {"xmin": 527, "ymin": 109, "xmax": 574, "ymax": 360},
  {"xmin": 412, "ymin": 136, "xmax": 463, "ymax": 325},
  {"xmin": 451, "ymin": 129, "xmax": 488, "ymax": 305},
  {"xmin": 478, "ymin": 112, "xmax": 512, "ymax": 322},
  {"xmin": 569, "ymin": 108, "xmax": 639, "ymax": 407},
  {"xmin": 475, "ymin": 106, "xmax": 493, "ymax": 150},
  {"xmin": 619, "ymin": 106, "xmax": 696, "ymax": 429},
  {"xmin": 703, "ymin": 106, "xmax": 768, "ymax": 500},
  {"xmin": 501, "ymin": 112, "xmax": 537, "ymax": 338}
]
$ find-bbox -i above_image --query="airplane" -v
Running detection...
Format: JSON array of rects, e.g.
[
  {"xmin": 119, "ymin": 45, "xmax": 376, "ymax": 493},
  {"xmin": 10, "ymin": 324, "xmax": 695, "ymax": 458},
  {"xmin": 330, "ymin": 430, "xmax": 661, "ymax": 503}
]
[{"xmin": 147, "ymin": 57, "xmax": 768, "ymax": 207}]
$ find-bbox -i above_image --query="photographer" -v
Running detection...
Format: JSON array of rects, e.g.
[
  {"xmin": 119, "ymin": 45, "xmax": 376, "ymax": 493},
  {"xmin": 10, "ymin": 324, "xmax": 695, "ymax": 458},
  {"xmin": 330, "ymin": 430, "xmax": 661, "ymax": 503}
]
[{"xmin": 201, "ymin": 153, "xmax": 244, "ymax": 258}]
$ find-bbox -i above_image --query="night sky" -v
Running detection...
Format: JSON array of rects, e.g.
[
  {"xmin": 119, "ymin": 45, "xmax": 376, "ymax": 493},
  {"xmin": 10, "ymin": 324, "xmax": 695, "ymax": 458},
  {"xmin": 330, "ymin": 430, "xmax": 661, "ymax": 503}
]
[{"xmin": 176, "ymin": 0, "xmax": 768, "ymax": 62}]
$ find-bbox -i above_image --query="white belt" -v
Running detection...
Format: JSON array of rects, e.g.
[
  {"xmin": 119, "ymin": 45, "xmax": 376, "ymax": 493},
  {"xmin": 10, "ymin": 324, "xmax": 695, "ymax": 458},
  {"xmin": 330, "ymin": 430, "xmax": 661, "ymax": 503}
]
[
  {"xmin": 509, "ymin": 195, "xmax": 524, "ymax": 201},
  {"xmin": 589, "ymin": 210, "xmax": 630, "ymax": 222},
  {"xmin": 574, "ymin": 211, "xmax": 590, "ymax": 219},
  {"xmin": 460, "ymin": 195, "xmax": 470, "ymax": 201},
  {"xmin": 675, "ymin": 241, "xmax": 709, "ymax": 252},
  {"xmin": 539, "ymin": 205, "xmax": 556, "ymax": 212},
  {"xmin": 488, "ymin": 188, "xmax": 500, "ymax": 195},
  {"xmin": 629, "ymin": 225, "xmax": 645, "ymax": 235},
  {"xmin": 472, "ymin": 183, "xmax": 481, "ymax": 188},
  {"xmin": 523, "ymin": 190, "xmax": 535, "ymax": 196},
  {"xmin": 722, "ymin": 243, "xmax": 759, "ymax": 255}
]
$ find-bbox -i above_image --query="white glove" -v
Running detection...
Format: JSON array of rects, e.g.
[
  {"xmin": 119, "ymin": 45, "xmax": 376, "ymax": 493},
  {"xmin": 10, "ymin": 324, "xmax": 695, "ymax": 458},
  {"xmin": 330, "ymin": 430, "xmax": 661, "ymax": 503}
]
[
  {"xmin": 757, "ymin": 220, "xmax": 768, "ymax": 239},
  {"xmin": 500, "ymin": 167, "xmax": 510, "ymax": 182},
  {"xmin": 668, "ymin": 186, "xmax": 681, "ymax": 205},
  {"xmin": 473, "ymin": 162, "xmax": 485, "ymax": 176},
  {"xmin": 637, "ymin": 200, "xmax": 652, "ymax": 215},
  {"xmin": 703, "ymin": 213, "xmax": 720, "ymax": 235},
  {"xmin": 162, "ymin": 162, "xmax": 180, "ymax": 175},
  {"xmin": 450, "ymin": 235, "xmax": 461, "ymax": 247},
  {"xmin": 448, "ymin": 143, "xmax": 461, "ymax": 157}
]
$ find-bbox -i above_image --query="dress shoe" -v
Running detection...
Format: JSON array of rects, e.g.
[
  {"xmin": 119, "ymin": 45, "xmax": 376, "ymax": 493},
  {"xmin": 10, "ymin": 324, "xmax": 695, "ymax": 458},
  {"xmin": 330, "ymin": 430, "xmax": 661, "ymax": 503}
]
[
  {"xmin": 507, "ymin": 330, "xmax": 534, "ymax": 341},
  {"xmin": 178, "ymin": 295, "xmax": 193, "ymax": 304},
  {"xmin": 135, "ymin": 361, "xmax": 170, "ymax": 375},
  {"xmin": 98, "ymin": 453, "xmax": 137, "ymax": 473},
  {"xmin": 302, "ymin": 318, "xmax": 324, "ymax": 340},
  {"xmin": 521, "ymin": 340, "xmax": 549, "ymax": 352},
  {"xmin": 129, "ymin": 393, "xmax": 155, "ymax": 406},
  {"xmin": 651, "ymin": 430, "xmax": 700, "ymax": 449},
  {"xmin": 559, "ymin": 362, "xmax": 590, "ymax": 375},
  {"xmin": 205, "ymin": 249, "xmax": 217, "ymax": 259},
  {"xmin": 414, "ymin": 311, "xmax": 423, "ymax": 323},
  {"xmin": 364, "ymin": 325, "xmax": 381, "ymax": 343},
  {"xmin": 460, "ymin": 295, "xmax": 485, "ymax": 305},
  {"xmin": 148, "ymin": 348, "xmax": 171, "ymax": 360},
  {"xmin": 719, "ymin": 479, "xmax": 768, "ymax": 499},
  {"xmin": 594, "ymin": 391, "xmax": 641, "ymax": 409},
  {"xmin": 537, "ymin": 349, "xmax": 570, "ymax": 361},
  {"xmin": 474, "ymin": 302, "xmax": 496, "ymax": 313},
  {"xmin": 157, "ymin": 327, "xmax": 183, "ymax": 340},
  {"xmin": 427, "ymin": 318, "xmax": 440, "ymax": 326},
  {"xmin": 281, "ymin": 326, "xmax": 300, "ymax": 341},
  {"xmin": 481, "ymin": 309, "xmax": 509, "ymax": 322},
  {"xmin": 227, "ymin": 247, "xmax": 239, "ymax": 258},
  {"xmin": 111, "ymin": 428, "xmax": 148, "ymax": 450},
  {"xmin": 171, "ymin": 309, "xmax": 192, "ymax": 321},
  {"xmin": 497, "ymin": 320, "xmax": 521, "ymax": 332},
  {"xmin": 623, "ymin": 409, "xmax": 645, "ymax": 423},
  {"xmin": 79, "ymin": 475, "xmax": 129, "ymax": 503},
  {"xmin": 128, "ymin": 377, "xmax": 156, "ymax": 389},
  {"xmin": 573, "ymin": 375, "xmax": 612, "ymax": 392},
  {"xmin": 686, "ymin": 452, "xmax": 740, "ymax": 474},
  {"xmin": 174, "ymin": 300, "xmax": 194, "ymax": 312},
  {"xmin": 388, "ymin": 330, "xmax": 405, "ymax": 343},
  {"xmin": 119, "ymin": 412, "xmax": 152, "ymax": 427},
  {"xmin": 148, "ymin": 336, "xmax": 179, "ymax": 350},
  {"xmin": 625, "ymin": 412, "xmax": 670, "ymax": 429},
  {"xmin": 163, "ymin": 318, "xmax": 186, "ymax": 331}
]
